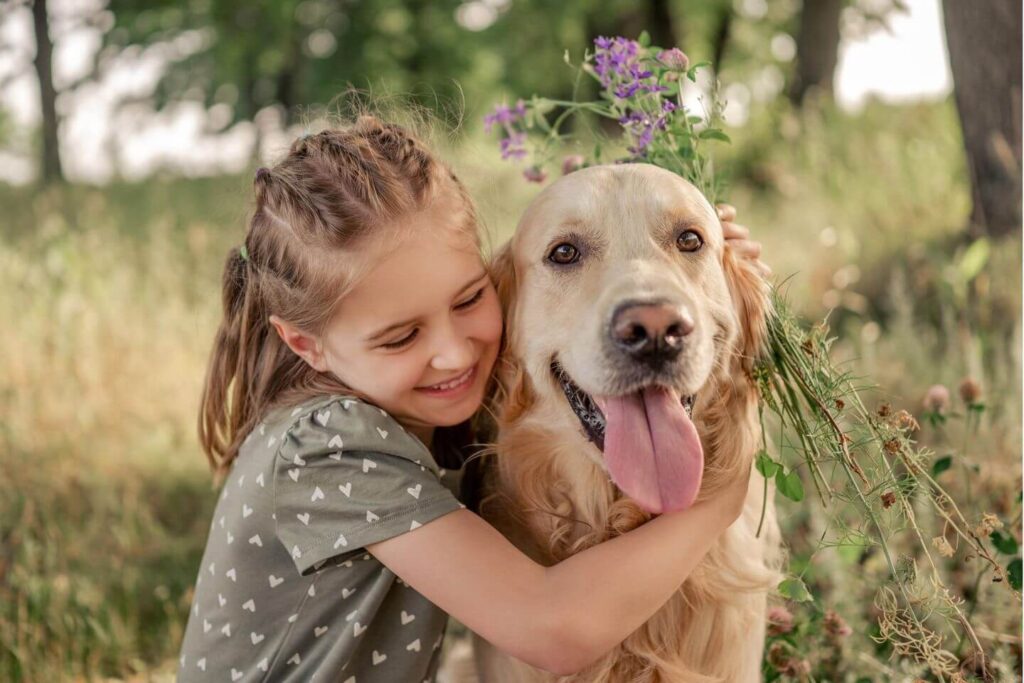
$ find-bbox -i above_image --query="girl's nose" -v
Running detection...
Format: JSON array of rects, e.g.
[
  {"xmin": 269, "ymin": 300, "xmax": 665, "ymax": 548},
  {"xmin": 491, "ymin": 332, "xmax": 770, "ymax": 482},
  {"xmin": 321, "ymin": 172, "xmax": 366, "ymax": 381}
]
[{"xmin": 430, "ymin": 324, "xmax": 476, "ymax": 371}]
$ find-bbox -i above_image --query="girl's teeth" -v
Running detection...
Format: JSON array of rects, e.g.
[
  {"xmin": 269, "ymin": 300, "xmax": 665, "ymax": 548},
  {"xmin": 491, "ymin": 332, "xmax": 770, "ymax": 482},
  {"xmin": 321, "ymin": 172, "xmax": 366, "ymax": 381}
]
[{"xmin": 430, "ymin": 368, "xmax": 471, "ymax": 390}]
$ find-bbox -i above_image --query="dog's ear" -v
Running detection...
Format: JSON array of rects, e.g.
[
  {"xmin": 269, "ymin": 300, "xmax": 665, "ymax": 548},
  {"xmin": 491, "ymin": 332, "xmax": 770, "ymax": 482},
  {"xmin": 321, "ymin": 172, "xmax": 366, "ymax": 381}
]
[{"xmin": 722, "ymin": 246, "xmax": 771, "ymax": 372}]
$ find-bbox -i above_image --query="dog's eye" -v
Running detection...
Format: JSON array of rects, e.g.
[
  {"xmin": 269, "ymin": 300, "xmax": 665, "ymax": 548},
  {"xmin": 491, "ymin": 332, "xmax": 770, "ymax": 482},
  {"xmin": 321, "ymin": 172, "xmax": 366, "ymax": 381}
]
[
  {"xmin": 676, "ymin": 230, "xmax": 703, "ymax": 252},
  {"xmin": 548, "ymin": 243, "xmax": 580, "ymax": 265}
]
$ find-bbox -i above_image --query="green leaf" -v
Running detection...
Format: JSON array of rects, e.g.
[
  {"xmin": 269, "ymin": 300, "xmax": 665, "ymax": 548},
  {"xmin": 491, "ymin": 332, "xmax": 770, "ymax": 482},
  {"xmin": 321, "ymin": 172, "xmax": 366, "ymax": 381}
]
[
  {"xmin": 931, "ymin": 455, "xmax": 953, "ymax": 477},
  {"xmin": 637, "ymin": 31, "xmax": 651, "ymax": 47},
  {"xmin": 991, "ymin": 530, "xmax": 1019, "ymax": 555},
  {"xmin": 756, "ymin": 451, "xmax": 781, "ymax": 478},
  {"xmin": 698, "ymin": 128, "xmax": 731, "ymax": 143},
  {"xmin": 686, "ymin": 115, "xmax": 703, "ymax": 125},
  {"xmin": 957, "ymin": 238, "xmax": 990, "ymax": 282},
  {"xmin": 777, "ymin": 577, "xmax": 813, "ymax": 602},
  {"xmin": 1008, "ymin": 557, "xmax": 1022, "ymax": 591},
  {"xmin": 776, "ymin": 469, "xmax": 805, "ymax": 502}
]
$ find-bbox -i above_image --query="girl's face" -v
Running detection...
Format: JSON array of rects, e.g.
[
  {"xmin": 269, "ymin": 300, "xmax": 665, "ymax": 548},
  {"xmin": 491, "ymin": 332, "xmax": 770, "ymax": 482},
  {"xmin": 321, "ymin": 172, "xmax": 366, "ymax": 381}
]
[{"xmin": 313, "ymin": 197, "xmax": 503, "ymax": 441}]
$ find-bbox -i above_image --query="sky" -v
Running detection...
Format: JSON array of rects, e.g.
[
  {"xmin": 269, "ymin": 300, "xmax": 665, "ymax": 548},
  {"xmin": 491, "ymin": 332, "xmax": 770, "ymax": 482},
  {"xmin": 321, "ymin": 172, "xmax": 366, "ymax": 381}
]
[{"xmin": 0, "ymin": 0, "xmax": 954, "ymax": 185}]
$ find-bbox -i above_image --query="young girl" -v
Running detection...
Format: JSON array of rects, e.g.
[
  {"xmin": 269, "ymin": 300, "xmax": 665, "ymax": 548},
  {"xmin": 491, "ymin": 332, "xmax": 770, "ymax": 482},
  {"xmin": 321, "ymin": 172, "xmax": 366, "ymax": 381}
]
[{"xmin": 177, "ymin": 116, "xmax": 765, "ymax": 682}]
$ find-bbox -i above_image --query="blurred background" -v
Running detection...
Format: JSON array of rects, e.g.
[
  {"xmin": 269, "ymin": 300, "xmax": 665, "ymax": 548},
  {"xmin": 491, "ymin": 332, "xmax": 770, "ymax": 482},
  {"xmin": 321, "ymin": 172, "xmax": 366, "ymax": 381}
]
[{"xmin": 0, "ymin": 0, "xmax": 1020, "ymax": 680}]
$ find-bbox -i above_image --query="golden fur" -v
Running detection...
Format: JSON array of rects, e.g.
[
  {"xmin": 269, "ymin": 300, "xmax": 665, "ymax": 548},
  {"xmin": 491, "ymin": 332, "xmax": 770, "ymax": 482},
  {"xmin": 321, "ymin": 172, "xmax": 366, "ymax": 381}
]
[{"xmin": 473, "ymin": 164, "xmax": 784, "ymax": 682}]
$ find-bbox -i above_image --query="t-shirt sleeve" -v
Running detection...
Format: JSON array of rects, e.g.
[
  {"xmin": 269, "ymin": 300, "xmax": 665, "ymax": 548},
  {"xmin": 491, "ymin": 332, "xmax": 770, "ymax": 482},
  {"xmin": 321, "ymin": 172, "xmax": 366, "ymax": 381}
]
[{"xmin": 272, "ymin": 398, "xmax": 464, "ymax": 574}]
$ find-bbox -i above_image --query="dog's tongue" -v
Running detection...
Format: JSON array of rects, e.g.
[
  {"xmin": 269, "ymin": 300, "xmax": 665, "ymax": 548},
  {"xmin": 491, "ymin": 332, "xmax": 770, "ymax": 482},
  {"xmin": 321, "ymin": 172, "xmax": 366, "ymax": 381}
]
[{"xmin": 595, "ymin": 386, "xmax": 703, "ymax": 514}]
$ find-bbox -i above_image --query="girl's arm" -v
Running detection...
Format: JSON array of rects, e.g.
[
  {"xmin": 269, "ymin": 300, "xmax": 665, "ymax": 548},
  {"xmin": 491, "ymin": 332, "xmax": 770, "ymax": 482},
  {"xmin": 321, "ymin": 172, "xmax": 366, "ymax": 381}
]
[{"xmin": 367, "ymin": 468, "xmax": 750, "ymax": 676}]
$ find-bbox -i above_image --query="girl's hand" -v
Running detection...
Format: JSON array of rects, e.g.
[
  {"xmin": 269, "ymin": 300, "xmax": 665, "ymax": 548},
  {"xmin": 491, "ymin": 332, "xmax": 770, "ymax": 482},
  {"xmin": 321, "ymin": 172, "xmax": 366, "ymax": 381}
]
[{"xmin": 717, "ymin": 203, "xmax": 771, "ymax": 278}]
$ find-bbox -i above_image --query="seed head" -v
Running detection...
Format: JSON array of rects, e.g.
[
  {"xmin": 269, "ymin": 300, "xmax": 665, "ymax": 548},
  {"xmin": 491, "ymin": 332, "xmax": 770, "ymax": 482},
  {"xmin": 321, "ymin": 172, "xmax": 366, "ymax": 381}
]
[{"xmin": 958, "ymin": 377, "xmax": 982, "ymax": 405}]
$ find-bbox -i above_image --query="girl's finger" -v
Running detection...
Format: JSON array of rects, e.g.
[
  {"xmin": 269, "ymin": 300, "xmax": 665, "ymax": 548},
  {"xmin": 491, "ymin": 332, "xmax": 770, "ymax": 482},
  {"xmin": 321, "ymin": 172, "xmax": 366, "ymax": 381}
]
[
  {"xmin": 727, "ymin": 239, "xmax": 762, "ymax": 260},
  {"xmin": 715, "ymin": 203, "xmax": 737, "ymax": 222},
  {"xmin": 721, "ymin": 222, "xmax": 750, "ymax": 240}
]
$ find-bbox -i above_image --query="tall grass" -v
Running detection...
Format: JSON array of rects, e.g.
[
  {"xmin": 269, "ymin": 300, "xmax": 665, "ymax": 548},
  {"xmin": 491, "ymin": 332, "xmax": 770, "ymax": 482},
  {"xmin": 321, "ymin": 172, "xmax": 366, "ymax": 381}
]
[{"xmin": 1, "ymin": 99, "xmax": 1019, "ymax": 680}]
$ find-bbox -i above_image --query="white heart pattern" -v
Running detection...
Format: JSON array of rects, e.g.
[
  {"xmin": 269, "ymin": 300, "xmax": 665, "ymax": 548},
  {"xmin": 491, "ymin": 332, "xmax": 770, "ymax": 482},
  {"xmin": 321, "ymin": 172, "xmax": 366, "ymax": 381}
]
[
  {"xmin": 410, "ymin": 520, "xmax": 421, "ymax": 531},
  {"xmin": 362, "ymin": 458, "xmax": 376, "ymax": 473},
  {"xmin": 202, "ymin": 619, "xmax": 211, "ymax": 633},
  {"xmin": 407, "ymin": 638, "xmax": 421, "ymax": 652},
  {"xmin": 208, "ymin": 562, "xmax": 216, "ymax": 575},
  {"xmin": 231, "ymin": 668, "xmax": 243, "ymax": 681},
  {"xmin": 311, "ymin": 486, "xmax": 324, "ymax": 502},
  {"xmin": 293, "ymin": 453, "xmax": 306, "ymax": 466},
  {"xmin": 226, "ymin": 568, "xmax": 237, "ymax": 582},
  {"xmin": 366, "ymin": 510, "xmax": 380, "ymax": 523},
  {"xmin": 342, "ymin": 587, "xmax": 356, "ymax": 599},
  {"xmin": 288, "ymin": 614, "xmax": 298, "ymax": 623},
  {"xmin": 288, "ymin": 468, "xmax": 300, "ymax": 482},
  {"xmin": 255, "ymin": 473, "xmax": 265, "ymax": 487},
  {"xmin": 315, "ymin": 409, "xmax": 331, "ymax": 426},
  {"xmin": 226, "ymin": 532, "xmax": 234, "ymax": 544},
  {"xmin": 221, "ymin": 622, "xmax": 232, "ymax": 637},
  {"xmin": 346, "ymin": 610, "xmax": 358, "ymax": 622},
  {"xmin": 267, "ymin": 435, "xmax": 276, "ymax": 448},
  {"xmin": 287, "ymin": 653, "xmax": 301, "ymax": 665},
  {"xmin": 257, "ymin": 658, "xmax": 269, "ymax": 672},
  {"xmin": 407, "ymin": 484, "xmax": 422, "ymax": 499},
  {"xmin": 307, "ymin": 584, "xmax": 316, "ymax": 597},
  {"xmin": 328, "ymin": 434, "xmax": 344, "ymax": 449},
  {"xmin": 372, "ymin": 651, "xmax": 387, "ymax": 665},
  {"xmin": 297, "ymin": 512, "xmax": 310, "ymax": 526},
  {"xmin": 292, "ymin": 545, "xmax": 302, "ymax": 559},
  {"xmin": 236, "ymin": 475, "xmax": 245, "ymax": 488},
  {"xmin": 342, "ymin": 399, "xmax": 356, "ymax": 409},
  {"xmin": 401, "ymin": 610, "xmax": 415, "ymax": 625},
  {"xmin": 242, "ymin": 504, "xmax": 253, "ymax": 518},
  {"xmin": 338, "ymin": 482, "xmax": 352, "ymax": 497},
  {"xmin": 353, "ymin": 621, "xmax": 367, "ymax": 636},
  {"xmin": 217, "ymin": 593, "xmax": 226, "ymax": 607},
  {"xmin": 376, "ymin": 427, "xmax": 389, "ymax": 439},
  {"xmin": 242, "ymin": 599, "xmax": 255, "ymax": 612},
  {"xmin": 314, "ymin": 625, "xmax": 328, "ymax": 637},
  {"xmin": 251, "ymin": 631, "xmax": 265, "ymax": 644},
  {"xmin": 334, "ymin": 533, "xmax": 348, "ymax": 549},
  {"xmin": 249, "ymin": 534, "xmax": 262, "ymax": 547},
  {"xmin": 197, "ymin": 657, "xmax": 206, "ymax": 671},
  {"xmin": 268, "ymin": 574, "xmax": 284, "ymax": 588}
]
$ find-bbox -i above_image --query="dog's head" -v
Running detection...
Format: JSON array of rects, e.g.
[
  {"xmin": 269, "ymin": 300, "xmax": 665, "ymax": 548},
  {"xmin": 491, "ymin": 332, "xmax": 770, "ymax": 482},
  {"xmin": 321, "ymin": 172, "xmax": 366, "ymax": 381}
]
[{"xmin": 490, "ymin": 163, "xmax": 769, "ymax": 514}]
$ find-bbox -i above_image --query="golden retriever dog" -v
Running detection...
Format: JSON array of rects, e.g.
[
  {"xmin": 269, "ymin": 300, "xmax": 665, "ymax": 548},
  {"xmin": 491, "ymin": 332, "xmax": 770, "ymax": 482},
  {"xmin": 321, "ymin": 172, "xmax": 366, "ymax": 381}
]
[{"xmin": 473, "ymin": 163, "xmax": 784, "ymax": 682}]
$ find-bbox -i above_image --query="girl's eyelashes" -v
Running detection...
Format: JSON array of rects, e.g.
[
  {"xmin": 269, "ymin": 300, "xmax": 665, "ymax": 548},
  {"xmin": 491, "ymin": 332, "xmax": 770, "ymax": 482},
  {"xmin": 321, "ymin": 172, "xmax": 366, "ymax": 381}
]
[
  {"xmin": 381, "ymin": 328, "xmax": 419, "ymax": 350},
  {"xmin": 455, "ymin": 287, "xmax": 485, "ymax": 310},
  {"xmin": 378, "ymin": 288, "xmax": 485, "ymax": 350}
]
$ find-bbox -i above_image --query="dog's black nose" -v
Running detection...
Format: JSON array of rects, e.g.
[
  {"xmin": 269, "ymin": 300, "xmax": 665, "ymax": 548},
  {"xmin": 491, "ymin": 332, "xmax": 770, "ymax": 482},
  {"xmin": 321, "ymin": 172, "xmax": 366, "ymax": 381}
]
[{"xmin": 610, "ymin": 301, "xmax": 694, "ymax": 364}]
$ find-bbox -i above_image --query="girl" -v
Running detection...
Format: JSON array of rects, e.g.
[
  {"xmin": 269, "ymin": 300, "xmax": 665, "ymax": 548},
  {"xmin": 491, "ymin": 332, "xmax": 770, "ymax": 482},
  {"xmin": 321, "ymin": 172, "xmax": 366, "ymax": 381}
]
[{"xmin": 177, "ymin": 116, "xmax": 765, "ymax": 682}]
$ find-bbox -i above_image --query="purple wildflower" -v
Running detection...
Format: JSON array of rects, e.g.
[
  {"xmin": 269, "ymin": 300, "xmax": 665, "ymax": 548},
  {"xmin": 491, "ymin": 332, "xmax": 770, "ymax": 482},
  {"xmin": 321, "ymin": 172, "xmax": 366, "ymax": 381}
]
[
  {"xmin": 484, "ymin": 99, "xmax": 527, "ymax": 133},
  {"xmin": 499, "ymin": 132, "xmax": 527, "ymax": 160},
  {"xmin": 593, "ymin": 36, "xmax": 641, "ymax": 88}
]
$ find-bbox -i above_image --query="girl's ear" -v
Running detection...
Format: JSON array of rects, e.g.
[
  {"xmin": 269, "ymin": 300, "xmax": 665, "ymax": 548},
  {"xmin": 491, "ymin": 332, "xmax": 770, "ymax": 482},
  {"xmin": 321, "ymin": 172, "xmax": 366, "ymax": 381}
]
[
  {"xmin": 269, "ymin": 315, "xmax": 328, "ymax": 372},
  {"xmin": 722, "ymin": 247, "xmax": 771, "ymax": 373}
]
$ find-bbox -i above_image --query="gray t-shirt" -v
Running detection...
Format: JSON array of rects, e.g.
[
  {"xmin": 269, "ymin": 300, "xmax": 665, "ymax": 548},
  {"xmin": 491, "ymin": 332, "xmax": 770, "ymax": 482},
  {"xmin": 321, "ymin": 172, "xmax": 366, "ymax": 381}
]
[{"xmin": 177, "ymin": 394, "xmax": 467, "ymax": 682}]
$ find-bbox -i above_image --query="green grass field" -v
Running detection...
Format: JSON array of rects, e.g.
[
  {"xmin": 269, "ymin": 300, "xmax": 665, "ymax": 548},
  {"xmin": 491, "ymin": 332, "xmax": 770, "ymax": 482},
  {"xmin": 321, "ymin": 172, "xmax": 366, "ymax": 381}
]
[{"xmin": 1, "ymin": 97, "xmax": 1020, "ymax": 681}]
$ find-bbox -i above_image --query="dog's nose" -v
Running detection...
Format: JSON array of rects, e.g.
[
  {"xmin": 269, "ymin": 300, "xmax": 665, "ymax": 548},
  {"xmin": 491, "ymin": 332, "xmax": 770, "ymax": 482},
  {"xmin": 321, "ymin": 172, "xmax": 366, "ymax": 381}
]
[{"xmin": 610, "ymin": 301, "xmax": 694, "ymax": 363}]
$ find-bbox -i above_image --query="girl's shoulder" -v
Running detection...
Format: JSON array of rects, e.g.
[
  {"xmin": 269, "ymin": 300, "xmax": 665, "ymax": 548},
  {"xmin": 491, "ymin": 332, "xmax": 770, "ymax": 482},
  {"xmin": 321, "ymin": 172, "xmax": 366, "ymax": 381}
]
[{"xmin": 259, "ymin": 394, "xmax": 439, "ymax": 473}]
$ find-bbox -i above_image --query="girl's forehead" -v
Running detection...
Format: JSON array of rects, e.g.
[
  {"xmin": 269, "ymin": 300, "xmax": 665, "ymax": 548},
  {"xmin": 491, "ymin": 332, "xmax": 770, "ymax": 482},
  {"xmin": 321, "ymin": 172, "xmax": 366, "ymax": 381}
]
[{"xmin": 337, "ymin": 225, "xmax": 485, "ymax": 320}]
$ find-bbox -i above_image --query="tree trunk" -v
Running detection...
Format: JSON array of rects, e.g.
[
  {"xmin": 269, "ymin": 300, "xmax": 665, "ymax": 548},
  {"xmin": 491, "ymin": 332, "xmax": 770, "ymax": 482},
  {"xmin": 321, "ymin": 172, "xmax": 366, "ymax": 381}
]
[
  {"xmin": 31, "ymin": 0, "xmax": 63, "ymax": 184},
  {"xmin": 647, "ymin": 0, "xmax": 678, "ymax": 49},
  {"xmin": 711, "ymin": 3, "xmax": 732, "ymax": 75},
  {"xmin": 942, "ymin": 0, "xmax": 1022, "ymax": 238},
  {"xmin": 788, "ymin": 0, "xmax": 843, "ymax": 107}
]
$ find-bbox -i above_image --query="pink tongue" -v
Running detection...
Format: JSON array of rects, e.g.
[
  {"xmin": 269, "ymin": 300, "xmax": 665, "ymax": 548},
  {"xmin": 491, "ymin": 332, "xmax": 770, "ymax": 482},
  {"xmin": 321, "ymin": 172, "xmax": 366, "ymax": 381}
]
[{"xmin": 595, "ymin": 386, "xmax": 704, "ymax": 514}]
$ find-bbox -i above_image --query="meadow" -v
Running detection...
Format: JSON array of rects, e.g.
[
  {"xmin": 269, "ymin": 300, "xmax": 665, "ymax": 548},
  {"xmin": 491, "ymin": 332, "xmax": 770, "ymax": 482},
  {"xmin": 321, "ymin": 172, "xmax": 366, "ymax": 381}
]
[{"xmin": 1, "ymin": 96, "xmax": 1020, "ymax": 681}]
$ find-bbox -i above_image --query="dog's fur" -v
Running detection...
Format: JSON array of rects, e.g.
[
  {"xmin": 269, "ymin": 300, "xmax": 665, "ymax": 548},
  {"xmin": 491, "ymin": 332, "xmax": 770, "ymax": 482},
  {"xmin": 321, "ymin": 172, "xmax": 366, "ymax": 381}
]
[{"xmin": 473, "ymin": 164, "xmax": 784, "ymax": 682}]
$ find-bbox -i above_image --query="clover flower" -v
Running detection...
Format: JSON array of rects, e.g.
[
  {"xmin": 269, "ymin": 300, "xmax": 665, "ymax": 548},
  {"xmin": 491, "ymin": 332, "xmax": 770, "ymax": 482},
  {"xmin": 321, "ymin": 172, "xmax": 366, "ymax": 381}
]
[
  {"xmin": 657, "ymin": 47, "xmax": 690, "ymax": 71},
  {"xmin": 958, "ymin": 377, "xmax": 982, "ymax": 405},
  {"xmin": 922, "ymin": 384, "xmax": 951, "ymax": 414},
  {"xmin": 561, "ymin": 155, "xmax": 586, "ymax": 175},
  {"xmin": 823, "ymin": 610, "xmax": 853, "ymax": 638},
  {"xmin": 766, "ymin": 605, "xmax": 794, "ymax": 635},
  {"xmin": 522, "ymin": 166, "xmax": 547, "ymax": 183}
]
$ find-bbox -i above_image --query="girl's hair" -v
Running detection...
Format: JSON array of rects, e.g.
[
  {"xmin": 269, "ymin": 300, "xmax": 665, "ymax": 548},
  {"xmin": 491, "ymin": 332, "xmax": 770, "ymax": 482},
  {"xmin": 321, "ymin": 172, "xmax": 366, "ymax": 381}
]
[{"xmin": 199, "ymin": 115, "xmax": 480, "ymax": 476}]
